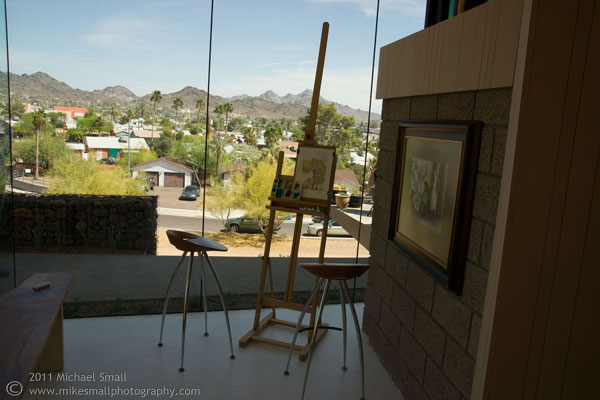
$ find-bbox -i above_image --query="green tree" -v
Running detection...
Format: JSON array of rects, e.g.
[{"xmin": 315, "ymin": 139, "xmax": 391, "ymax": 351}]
[
  {"xmin": 149, "ymin": 134, "xmax": 172, "ymax": 157},
  {"xmin": 31, "ymin": 109, "xmax": 47, "ymax": 179},
  {"xmin": 150, "ymin": 90, "xmax": 162, "ymax": 141},
  {"xmin": 13, "ymin": 134, "xmax": 71, "ymax": 175},
  {"xmin": 8, "ymin": 99, "xmax": 26, "ymax": 119},
  {"xmin": 233, "ymin": 158, "xmax": 293, "ymax": 237},
  {"xmin": 263, "ymin": 123, "xmax": 283, "ymax": 148},
  {"xmin": 300, "ymin": 102, "xmax": 362, "ymax": 165},
  {"xmin": 116, "ymin": 149, "xmax": 158, "ymax": 168},
  {"xmin": 227, "ymin": 117, "xmax": 245, "ymax": 132},
  {"xmin": 46, "ymin": 112, "xmax": 66, "ymax": 129},
  {"xmin": 230, "ymin": 143, "xmax": 262, "ymax": 169},
  {"xmin": 76, "ymin": 110, "xmax": 111, "ymax": 134},
  {"xmin": 172, "ymin": 97, "xmax": 184, "ymax": 132},
  {"xmin": 92, "ymin": 116, "xmax": 106, "ymax": 135},
  {"xmin": 169, "ymin": 135, "xmax": 219, "ymax": 184},
  {"xmin": 66, "ymin": 128, "xmax": 85, "ymax": 143},
  {"xmin": 195, "ymin": 98, "xmax": 205, "ymax": 136},
  {"xmin": 290, "ymin": 126, "xmax": 304, "ymax": 141},
  {"xmin": 159, "ymin": 116, "xmax": 173, "ymax": 130},
  {"xmin": 48, "ymin": 157, "xmax": 146, "ymax": 195},
  {"xmin": 209, "ymin": 134, "xmax": 232, "ymax": 181},
  {"xmin": 13, "ymin": 113, "xmax": 54, "ymax": 136},
  {"xmin": 109, "ymin": 106, "xmax": 118, "ymax": 124},
  {"xmin": 220, "ymin": 102, "xmax": 234, "ymax": 136},
  {"xmin": 125, "ymin": 109, "xmax": 134, "ymax": 131},
  {"xmin": 241, "ymin": 126, "xmax": 256, "ymax": 146},
  {"xmin": 136, "ymin": 103, "xmax": 147, "ymax": 126},
  {"xmin": 206, "ymin": 180, "xmax": 242, "ymax": 227}
]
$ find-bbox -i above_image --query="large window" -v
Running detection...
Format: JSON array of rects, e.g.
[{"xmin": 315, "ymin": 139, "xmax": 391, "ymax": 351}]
[{"xmin": 0, "ymin": 0, "xmax": 425, "ymax": 313}]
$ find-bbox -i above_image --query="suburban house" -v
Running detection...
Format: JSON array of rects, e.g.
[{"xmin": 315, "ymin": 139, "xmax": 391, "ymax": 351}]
[
  {"xmin": 53, "ymin": 105, "xmax": 87, "ymax": 119},
  {"xmin": 65, "ymin": 142, "xmax": 85, "ymax": 157},
  {"xmin": 131, "ymin": 157, "xmax": 193, "ymax": 187},
  {"xmin": 84, "ymin": 136, "xmax": 150, "ymax": 160},
  {"xmin": 220, "ymin": 160, "xmax": 245, "ymax": 185}
]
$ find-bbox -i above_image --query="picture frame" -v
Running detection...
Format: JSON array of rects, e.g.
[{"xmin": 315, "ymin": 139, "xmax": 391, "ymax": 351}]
[
  {"xmin": 390, "ymin": 121, "xmax": 481, "ymax": 294},
  {"xmin": 294, "ymin": 144, "xmax": 336, "ymax": 201}
]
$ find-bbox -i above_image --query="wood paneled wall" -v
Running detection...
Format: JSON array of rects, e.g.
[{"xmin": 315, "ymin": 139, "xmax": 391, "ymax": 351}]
[
  {"xmin": 480, "ymin": 0, "xmax": 600, "ymax": 398},
  {"xmin": 376, "ymin": 0, "xmax": 524, "ymax": 99}
]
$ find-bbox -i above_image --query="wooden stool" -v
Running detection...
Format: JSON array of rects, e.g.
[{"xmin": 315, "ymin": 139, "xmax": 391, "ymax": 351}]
[
  {"xmin": 158, "ymin": 230, "xmax": 235, "ymax": 371},
  {"xmin": 284, "ymin": 263, "xmax": 370, "ymax": 400}
]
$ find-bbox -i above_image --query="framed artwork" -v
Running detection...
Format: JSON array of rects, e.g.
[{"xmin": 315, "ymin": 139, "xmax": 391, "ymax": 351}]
[
  {"xmin": 294, "ymin": 145, "xmax": 336, "ymax": 201},
  {"xmin": 390, "ymin": 121, "xmax": 481, "ymax": 294}
]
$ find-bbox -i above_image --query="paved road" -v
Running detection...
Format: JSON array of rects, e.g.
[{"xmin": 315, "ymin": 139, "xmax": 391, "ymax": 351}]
[{"xmin": 158, "ymin": 214, "xmax": 312, "ymax": 236}]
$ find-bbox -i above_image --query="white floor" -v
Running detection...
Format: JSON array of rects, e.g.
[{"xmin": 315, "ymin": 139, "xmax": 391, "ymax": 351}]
[{"xmin": 25, "ymin": 305, "xmax": 402, "ymax": 400}]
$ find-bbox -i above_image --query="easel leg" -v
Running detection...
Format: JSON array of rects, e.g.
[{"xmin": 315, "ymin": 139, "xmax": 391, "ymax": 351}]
[
  {"xmin": 252, "ymin": 209, "xmax": 277, "ymax": 329},
  {"xmin": 266, "ymin": 258, "xmax": 276, "ymax": 317},
  {"xmin": 284, "ymin": 213, "xmax": 304, "ymax": 303},
  {"xmin": 284, "ymin": 278, "xmax": 323, "ymax": 375}
]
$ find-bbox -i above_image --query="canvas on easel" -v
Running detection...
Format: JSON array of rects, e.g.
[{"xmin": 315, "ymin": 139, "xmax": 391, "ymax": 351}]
[{"xmin": 294, "ymin": 145, "xmax": 335, "ymax": 201}]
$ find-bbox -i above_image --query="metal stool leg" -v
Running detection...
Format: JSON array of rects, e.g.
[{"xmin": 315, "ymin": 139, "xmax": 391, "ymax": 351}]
[
  {"xmin": 284, "ymin": 278, "xmax": 323, "ymax": 375},
  {"xmin": 341, "ymin": 280, "xmax": 366, "ymax": 400},
  {"xmin": 204, "ymin": 252, "xmax": 235, "ymax": 360},
  {"xmin": 158, "ymin": 251, "xmax": 187, "ymax": 347},
  {"xmin": 301, "ymin": 279, "xmax": 331, "ymax": 400},
  {"xmin": 179, "ymin": 252, "xmax": 194, "ymax": 372},
  {"xmin": 339, "ymin": 280, "xmax": 348, "ymax": 371},
  {"xmin": 200, "ymin": 253, "xmax": 209, "ymax": 336}
]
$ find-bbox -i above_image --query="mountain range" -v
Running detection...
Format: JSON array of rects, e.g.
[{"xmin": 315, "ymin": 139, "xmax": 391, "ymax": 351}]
[{"xmin": 0, "ymin": 72, "xmax": 379, "ymax": 122}]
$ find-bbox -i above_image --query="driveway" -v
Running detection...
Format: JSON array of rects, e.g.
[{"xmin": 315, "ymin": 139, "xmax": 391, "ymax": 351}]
[{"xmin": 152, "ymin": 186, "xmax": 200, "ymax": 210}]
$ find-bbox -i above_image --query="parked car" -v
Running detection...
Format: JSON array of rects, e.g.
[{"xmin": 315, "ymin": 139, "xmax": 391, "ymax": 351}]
[
  {"xmin": 225, "ymin": 216, "xmax": 280, "ymax": 233},
  {"xmin": 178, "ymin": 185, "xmax": 200, "ymax": 201},
  {"xmin": 306, "ymin": 220, "xmax": 350, "ymax": 237}
]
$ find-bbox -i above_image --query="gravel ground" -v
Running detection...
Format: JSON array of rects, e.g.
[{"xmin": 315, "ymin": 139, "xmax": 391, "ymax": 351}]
[{"xmin": 156, "ymin": 228, "xmax": 369, "ymax": 258}]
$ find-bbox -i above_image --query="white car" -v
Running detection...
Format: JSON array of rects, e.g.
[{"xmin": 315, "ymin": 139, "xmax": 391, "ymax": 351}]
[{"xmin": 306, "ymin": 220, "xmax": 350, "ymax": 237}]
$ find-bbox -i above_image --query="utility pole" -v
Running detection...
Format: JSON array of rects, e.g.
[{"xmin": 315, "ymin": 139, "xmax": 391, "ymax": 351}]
[{"xmin": 128, "ymin": 128, "xmax": 132, "ymax": 177}]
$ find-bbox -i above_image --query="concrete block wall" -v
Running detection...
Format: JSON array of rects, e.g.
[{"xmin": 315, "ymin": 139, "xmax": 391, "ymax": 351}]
[{"xmin": 363, "ymin": 88, "xmax": 511, "ymax": 399}]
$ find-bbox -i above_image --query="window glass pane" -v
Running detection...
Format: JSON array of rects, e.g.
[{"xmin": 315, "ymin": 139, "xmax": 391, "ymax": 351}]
[
  {"xmin": 5, "ymin": 0, "xmax": 211, "ymax": 313},
  {"xmin": 0, "ymin": 0, "xmax": 13, "ymax": 294}
]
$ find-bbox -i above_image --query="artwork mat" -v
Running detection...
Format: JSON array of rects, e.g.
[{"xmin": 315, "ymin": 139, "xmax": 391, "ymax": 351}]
[
  {"xmin": 390, "ymin": 121, "xmax": 481, "ymax": 295},
  {"xmin": 395, "ymin": 136, "xmax": 463, "ymax": 269},
  {"xmin": 293, "ymin": 144, "xmax": 336, "ymax": 202}
]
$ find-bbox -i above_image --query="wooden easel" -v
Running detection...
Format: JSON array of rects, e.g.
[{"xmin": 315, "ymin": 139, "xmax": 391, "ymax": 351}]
[{"xmin": 239, "ymin": 22, "xmax": 334, "ymax": 360}]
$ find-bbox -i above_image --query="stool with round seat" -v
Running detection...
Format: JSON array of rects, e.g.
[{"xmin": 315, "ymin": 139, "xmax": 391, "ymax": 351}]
[
  {"xmin": 158, "ymin": 230, "xmax": 235, "ymax": 371},
  {"xmin": 284, "ymin": 262, "xmax": 370, "ymax": 400}
]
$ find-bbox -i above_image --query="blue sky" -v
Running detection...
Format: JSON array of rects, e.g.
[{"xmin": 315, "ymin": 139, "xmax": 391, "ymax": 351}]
[{"xmin": 6, "ymin": 0, "xmax": 425, "ymax": 111}]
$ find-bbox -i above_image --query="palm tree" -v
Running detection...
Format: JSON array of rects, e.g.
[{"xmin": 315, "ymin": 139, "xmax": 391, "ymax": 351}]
[
  {"xmin": 150, "ymin": 90, "xmax": 162, "ymax": 141},
  {"xmin": 210, "ymin": 134, "xmax": 231, "ymax": 181},
  {"xmin": 172, "ymin": 97, "xmax": 184, "ymax": 133},
  {"xmin": 241, "ymin": 126, "xmax": 256, "ymax": 146},
  {"xmin": 109, "ymin": 106, "xmax": 117, "ymax": 125},
  {"xmin": 31, "ymin": 109, "xmax": 47, "ymax": 180},
  {"xmin": 195, "ymin": 98, "xmax": 205, "ymax": 136},
  {"xmin": 214, "ymin": 104, "xmax": 224, "ymax": 138},
  {"xmin": 136, "ymin": 103, "xmax": 147, "ymax": 131},
  {"xmin": 221, "ymin": 102, "xmax": 234, "ymax": 136},
  {"xmin": 125, "ymin": 109, "xmax": 134, "ymax": 131},
  {"xmin": 92, "ymin": 116, "xmax": 104, "ymax": 135}
]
